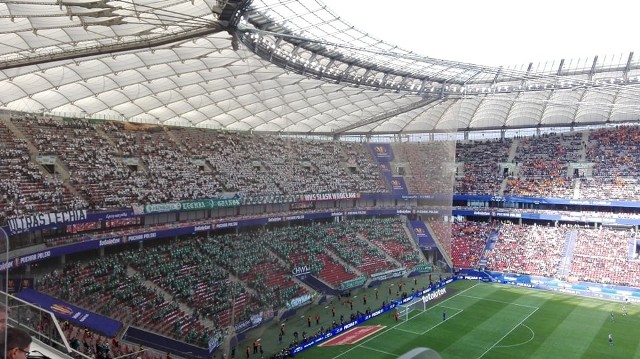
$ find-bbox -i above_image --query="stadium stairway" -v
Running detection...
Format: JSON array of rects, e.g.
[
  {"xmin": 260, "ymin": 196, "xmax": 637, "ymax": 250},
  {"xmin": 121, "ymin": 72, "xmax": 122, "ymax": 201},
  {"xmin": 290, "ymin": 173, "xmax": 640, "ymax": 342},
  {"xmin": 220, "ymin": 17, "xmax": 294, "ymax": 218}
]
[
  {"xmin": 94, "ymin": 125, "xmax": 121, "ymax": 152},
  {"xmin": 557, "ymin": 229, "xmax": 578, "ymax": 277},
  {"xmin": 327, "ymin": 251, "xmax": 365, "ymax": 278},
  {"xmin": 265, "ymin": 248, "xmax": 316, "ymax": 294},
  {"xmin": 125, "ymin": 265, "xmax": 217, "ymax": 330},
  {"xmin": 403, "ymin": 222, "xmax": 429, "ymax": 262},
  {"xmin": 579, "ymin": 131, "xmax": 589, "ymax": 162},
  {"xmin": 477, "ymin": 230, "xmax": 499, "ymax": 270},
  {"xmin": 355, "ymin": 233, "xmax": 403, "ymax": 268},
  {"xmin": 506, "ymin": 138, "xmax": 520, "ymax": 163},
  {"xmin": 1, "ymin": 117, "xmax": 83, "ymax": 198},
  {"xmin": 294, "ymin": 274, "xmax": 341, "ymax": 296},
  {"xmin": 628, "ymin": 232, "xmax": 636, "ymax": 260},
  {"xmin": 163, "ymin": 126, "xmax": 191, "ymax": 155}
]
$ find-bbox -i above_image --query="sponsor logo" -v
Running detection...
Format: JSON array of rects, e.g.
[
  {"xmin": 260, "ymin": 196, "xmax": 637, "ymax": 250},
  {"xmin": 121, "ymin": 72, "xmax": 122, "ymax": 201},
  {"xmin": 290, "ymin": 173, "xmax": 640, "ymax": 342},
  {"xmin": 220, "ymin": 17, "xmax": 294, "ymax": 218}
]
[
  {"xmin": 422, "ymin": 287, "xmax": 447, "ymax": 304},
  {"xmin": 105, "ymin": 212, "xmax": 131, "ymax": 220},
  {"xmin": 51, "ymin": 304, "xmax": 74, "ymax": 315},
  {"xmin": 20, "ymin": 251, "xmax": 51, "ymax": 265},
  {"xmin": 286, "ymin": 294, "xmax": 312, "ymax": 309},
  {"xmin": 99, "ymin": 237, "xmax": 121, "ymax": 247},
  {"xmin": 292, "ymin": 265, "xmax": 311, "ymax": 276},
  {"xmin": 194, "ymin": 225, "xmax": 211, "ymax": 232},
  {"xmin": 374, "ymin": 146, "xmax": 387, "ymax": 154},
  {"xmin": 215, "ymin": 222, "xmax": 238, "ymax": 228},
  {"xmin": 127, "ymin": 232, "xmax": 157, "ymax": 242},
  {"xmin": 343, "ymin": 321, "xmax": 356, "ymax": 330}
]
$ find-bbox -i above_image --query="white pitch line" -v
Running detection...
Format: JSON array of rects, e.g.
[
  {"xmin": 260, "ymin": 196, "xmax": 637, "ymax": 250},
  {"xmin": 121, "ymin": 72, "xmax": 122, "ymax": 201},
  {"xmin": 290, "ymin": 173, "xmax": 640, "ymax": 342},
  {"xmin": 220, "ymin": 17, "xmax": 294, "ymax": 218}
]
[
  {"xmin": 411, "ymin": 308, "xmax": 464, "ymax": 336},
  {"xmin": 360, "ymin": 345, "xmax": 397, "ymax": 357},
  {"xmin": 437, "ymin": 305, "xmax": 465, "ymax": 311},
  {"xmin": 331, "ymin": 282, "xmax": 481, "ymax": 359},
  {"xmin": 459, "ymin": 294, "xmax": 539, "ymax": 309},
  {"xmin": 394, "ymin": 327, "xmax": 423, "ymax": 335},
  {"xmin": 495, "ymin": 324, "xmax": 536, "ymax": 349},
  {"xmin": 476, "ymin": 307, "xmax": 539, "ymax": 359}
]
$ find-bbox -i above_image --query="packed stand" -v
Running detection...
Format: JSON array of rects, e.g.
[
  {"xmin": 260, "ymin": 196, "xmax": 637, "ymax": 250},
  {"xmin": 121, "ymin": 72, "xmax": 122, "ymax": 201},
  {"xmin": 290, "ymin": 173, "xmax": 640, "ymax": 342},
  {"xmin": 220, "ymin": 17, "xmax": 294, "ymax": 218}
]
[
  {"xmin": 427, "ymin": 218, "xmax": 451, "ymax": 258},
  {"xmin": 103, "ymin": 122, "xmax": 223, "ymax": 203},
  {"xmin": 171, "ymin": 127, "xmax": 386, "ymax": 196},
  {"xmin": 455, "ymin": 139, "xmax": 512, "ymax": 195},
  {"xmin": 393, "ymin": 142, "xmax": 456, "ymax": 194},
  {"xmin": 357, "ymin": 217, "xmax": 423, "ymax": 268},
  {"xmin": 485, "ymin": 223, "xmax": 568, "ymax": 276},
  {"xmin": 0, "ymin": 118, "xmax": 83, "ymax": 223},
  {"xmin": 505, "ymin": 132, "xmax": 583, "ymax": 198},
  {"xmin": 323, "ymin": 221, "xmax": 399, "ymax": 275},
  {"xmin": 119, "ymin": 240, "xmax": 244, "ymax": 330},
  {"xmin": 4, "ymin": 115, "xmax": 387, "ymax": 221},
  {"xmin": 451, "ymin": 221, "xmax": 494, "ymax": 268},
  {"xmin": 11, "ymin": 115, "xmax": 145, "ymax": 209},
  {"xmin": 200, "ymin": 232, "xmax": 308, "ymax": 310},
  {"xmin": 581, "ymin": 126, "xmax": 640, "ymax": 200},
  {"xmin": 569, "ymin": 227, "xmax": 640, "ymax": 287}
]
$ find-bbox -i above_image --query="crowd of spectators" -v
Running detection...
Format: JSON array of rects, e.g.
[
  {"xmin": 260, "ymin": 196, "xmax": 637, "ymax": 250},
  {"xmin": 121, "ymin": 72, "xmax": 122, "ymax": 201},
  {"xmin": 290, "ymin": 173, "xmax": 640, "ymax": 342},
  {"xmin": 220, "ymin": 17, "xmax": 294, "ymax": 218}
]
[
  {"xmin": 451, "ymin": 221, "xmax": 495, "ymax": 268},
  {"xmin": 8, "ymin": 115, "xmax": 640, "ymax": 226},
  {"xmin": 451, "ymin": 221, "xmax": 640, "ymax": 289},
  {"xmin": 258, "ymin": 225, "xmax": 357, "ymax": 286},
  {"xmin": 0, "ymin": 120, "xmax": 83, "ymax": 224},
  {"xmin": 171, "ymin": 127, "xmax": 386, "ymax": 197},
  {"xmin": 256, "ymin": 218, "xmax": 418, "ymax": 279},
  {"xmin": 3, "ymin": 115, "xmax": 388, "ymax": 222},
  {"xmin": 392, "ymin": 142, "xmax": 456, "ymax": 194},
  {"xmin": 455, "ymin": 139, "xmax": 512, "ymax": 195},
  {"xmin": 569, "ymin": 227, "xmax": 640, "ymax": 287},
  {"xmin": 427, "ymin": 218, "xmax": 451, "ymax": 258},
  {"xmin": 484, "ymin": 222, "xmax": 568, "ymax": 276},
  {"xmin": 31, "ymin": 217, "xmax": 427, "ymax": 353},
  {"xmin": 359, "ymin": 217, "xmax": 423, "ymax": 268},
  {"xmin": 504, "ymin": 132, "xmax": 583, "ymax": 198},
  {"xmin": 580, "ymin": 126, "xmax": 640, "ymax": 200},
  {"xmin": 38, "ymin": 259, "xmax": 213, "ymax": 347}
]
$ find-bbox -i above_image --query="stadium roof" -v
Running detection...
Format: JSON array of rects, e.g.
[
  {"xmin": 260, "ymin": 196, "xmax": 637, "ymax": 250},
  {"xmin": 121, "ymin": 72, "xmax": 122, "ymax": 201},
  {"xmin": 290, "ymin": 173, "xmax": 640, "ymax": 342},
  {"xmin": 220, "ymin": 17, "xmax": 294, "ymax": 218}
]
[{"xmin": 1, "ymin": 0, "xmax": 640, "ymax": 135}]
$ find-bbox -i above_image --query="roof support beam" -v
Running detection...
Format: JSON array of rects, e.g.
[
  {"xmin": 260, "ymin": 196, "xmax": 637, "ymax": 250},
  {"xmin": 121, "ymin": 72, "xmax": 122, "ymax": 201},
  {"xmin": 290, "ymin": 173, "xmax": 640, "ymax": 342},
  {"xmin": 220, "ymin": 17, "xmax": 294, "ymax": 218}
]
[
  {"xmin": 333, "ymin": 96, "xmax": 443, "ymax": 135},
  {"xmin": 623, "ymin": 52, "xmax": 634, "ymax": 81},
  {"xmin": 0, "ymin": 25, "xmax": 225, "ymax": 70}
]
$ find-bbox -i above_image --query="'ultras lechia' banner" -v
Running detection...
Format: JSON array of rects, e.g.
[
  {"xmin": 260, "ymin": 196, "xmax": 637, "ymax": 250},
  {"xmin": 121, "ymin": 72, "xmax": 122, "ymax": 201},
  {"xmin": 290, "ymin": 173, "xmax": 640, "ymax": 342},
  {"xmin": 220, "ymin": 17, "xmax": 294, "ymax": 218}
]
[{"xmin": 8, "ymin": 210, "xmax": 87, "ymax": 234}]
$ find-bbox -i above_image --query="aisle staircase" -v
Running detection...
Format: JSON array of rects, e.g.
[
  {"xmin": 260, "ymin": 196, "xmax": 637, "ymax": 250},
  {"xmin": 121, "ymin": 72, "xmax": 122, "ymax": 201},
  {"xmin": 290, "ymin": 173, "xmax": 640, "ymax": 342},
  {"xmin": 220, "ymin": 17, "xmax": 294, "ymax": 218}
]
[
  {"xmin": 557, "ymin": 229, "xmax": 578, "ymax": 277},
  {"xmin": 477, "ymin": 230, "xmax": 499, "ymax": 270}
]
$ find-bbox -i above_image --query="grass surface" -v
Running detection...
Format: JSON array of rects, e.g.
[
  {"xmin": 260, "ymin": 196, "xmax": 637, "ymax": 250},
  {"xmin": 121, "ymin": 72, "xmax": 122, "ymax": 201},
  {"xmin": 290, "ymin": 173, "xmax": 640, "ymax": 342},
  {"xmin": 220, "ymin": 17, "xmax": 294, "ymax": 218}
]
[{"xmin": 293, "ymin": 280, "xmax": 640, "ymax": 359}]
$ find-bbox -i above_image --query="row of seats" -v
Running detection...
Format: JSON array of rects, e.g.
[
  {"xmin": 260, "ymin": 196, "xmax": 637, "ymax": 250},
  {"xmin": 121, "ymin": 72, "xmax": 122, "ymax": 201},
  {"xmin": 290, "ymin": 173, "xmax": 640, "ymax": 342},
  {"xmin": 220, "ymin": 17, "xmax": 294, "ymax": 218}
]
[
  {"xmin": 452, "ymin": 220, "xmax": 640, "ymax": 288},
  {"xmin": 35, "ymin": 218, "xmax": 425, "ymax": 344},
  {"xmin": 6, "ymin": 115, "xmax": 640, "ymax": 224}
]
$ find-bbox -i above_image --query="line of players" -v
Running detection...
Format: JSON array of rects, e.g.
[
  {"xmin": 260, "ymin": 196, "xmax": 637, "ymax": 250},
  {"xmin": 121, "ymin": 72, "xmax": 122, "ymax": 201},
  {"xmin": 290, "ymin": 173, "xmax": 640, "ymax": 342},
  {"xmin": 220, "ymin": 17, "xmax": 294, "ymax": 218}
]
[{"xmin": 608, "ymin": 297, "xmax": 630, "ymax": 347}]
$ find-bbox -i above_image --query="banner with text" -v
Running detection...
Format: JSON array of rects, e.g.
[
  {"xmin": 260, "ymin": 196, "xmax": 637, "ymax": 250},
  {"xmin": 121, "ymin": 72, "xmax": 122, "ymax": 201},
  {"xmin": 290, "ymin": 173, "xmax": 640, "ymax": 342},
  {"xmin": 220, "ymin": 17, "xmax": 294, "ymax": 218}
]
[
  {"xmin": 8, "ymin": 210, "xmax": 88, "ymax": 235},
  {"xmin": 144, "ymin": 198, "xmax": 240, "ymax": 214},
  {"xmin": 16, "ymin": 289, "xmax": 122, "ymax": 337}
]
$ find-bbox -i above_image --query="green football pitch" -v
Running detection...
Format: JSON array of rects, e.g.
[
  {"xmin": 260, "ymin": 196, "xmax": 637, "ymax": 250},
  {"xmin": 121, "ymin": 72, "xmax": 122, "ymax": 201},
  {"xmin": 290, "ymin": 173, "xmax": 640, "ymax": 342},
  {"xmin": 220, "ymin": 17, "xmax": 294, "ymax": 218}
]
[{"xmin": 295, "ymin": 280, "xmax": 640, "ymax": 359}]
